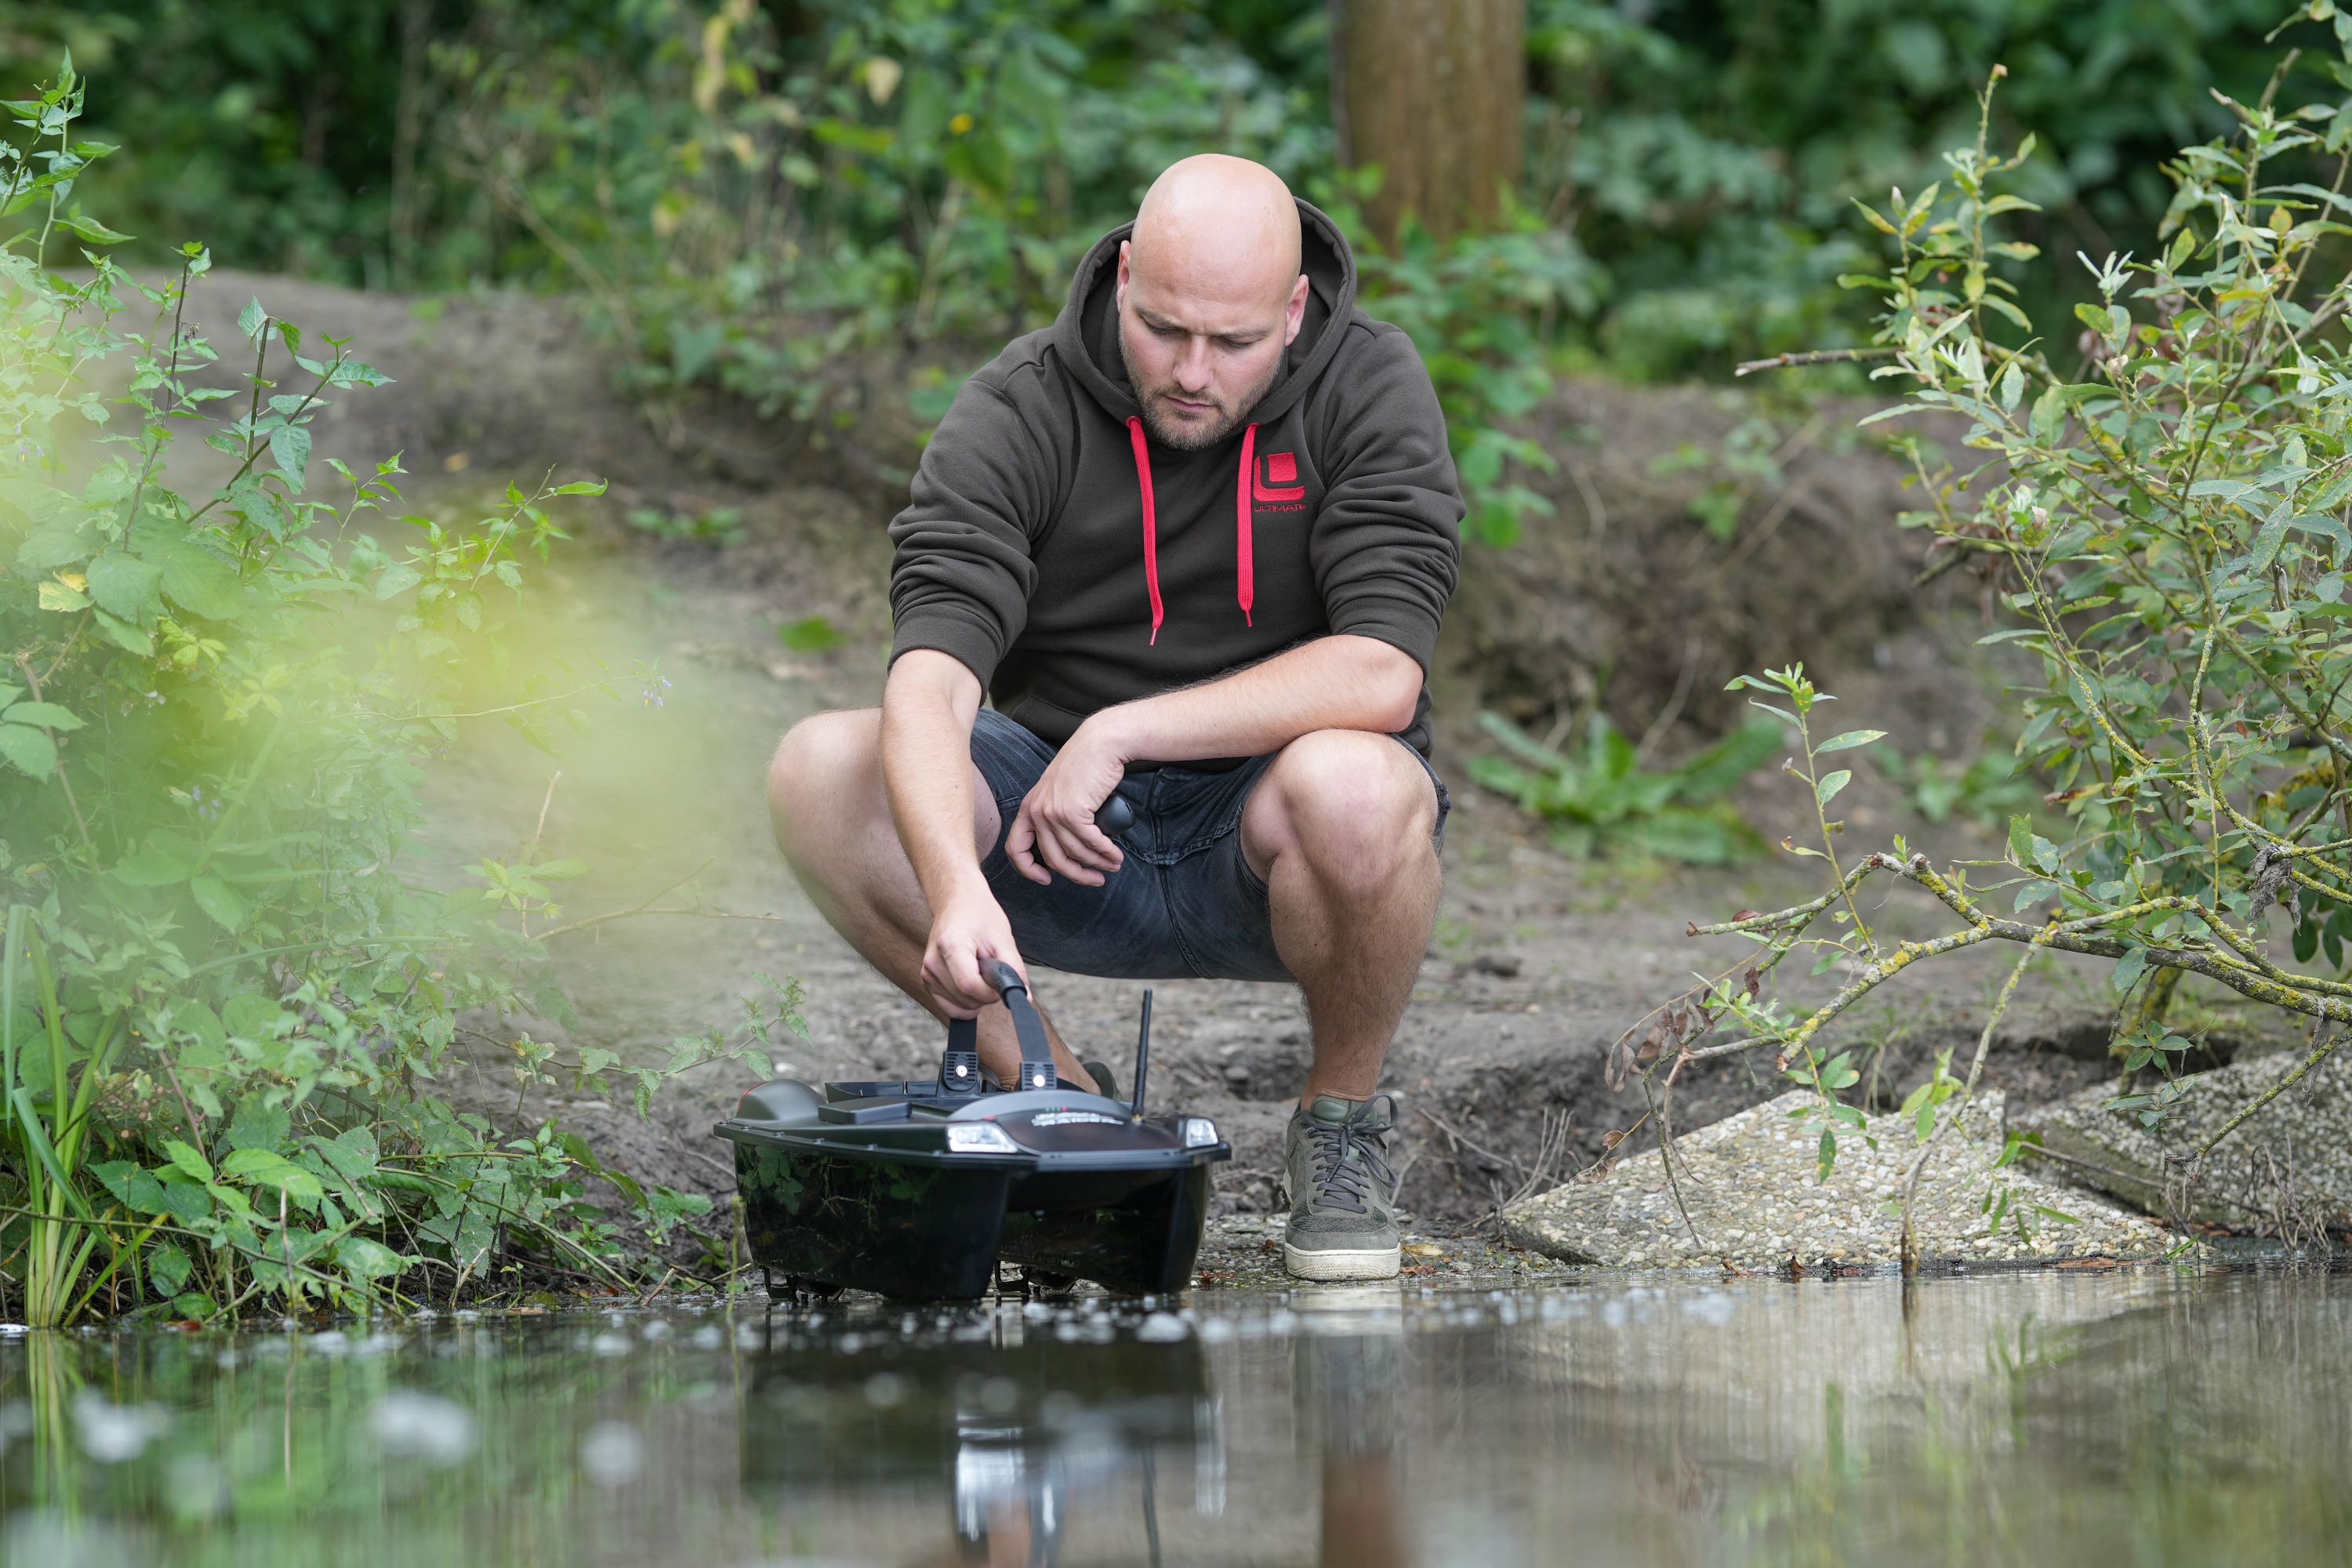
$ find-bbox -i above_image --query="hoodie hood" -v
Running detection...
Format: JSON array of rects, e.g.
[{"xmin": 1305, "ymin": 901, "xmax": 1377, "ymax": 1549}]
[
  {"xmin": 1051, "ymin": 197, "xmax": 1360, "ymax": 431},
  {"xmin": 884, "ymin": 192, "xmax": 1460, "ymax": 760}
]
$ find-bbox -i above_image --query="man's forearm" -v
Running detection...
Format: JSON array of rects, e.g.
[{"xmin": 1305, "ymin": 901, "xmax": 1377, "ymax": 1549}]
[
  {"xmin": 1088, "ymin": 633, "xmax": 1421, "ymax": 766},
  {"xmin": 880, "ymin": 652, "xmax": 989, "ymax": 908}
]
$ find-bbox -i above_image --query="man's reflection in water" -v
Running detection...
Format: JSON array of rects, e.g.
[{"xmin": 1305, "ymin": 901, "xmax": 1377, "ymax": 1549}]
[{"xmin": 1294, "ymin": 1286, "xmax": 1415, "ymax": 1568}]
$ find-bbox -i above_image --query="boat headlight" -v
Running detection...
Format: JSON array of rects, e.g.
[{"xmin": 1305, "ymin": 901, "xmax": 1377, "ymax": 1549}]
[
  {"xmin": 947, "ymin": 1123, "xmax": 1019, "ymax": 1154},
  {"xmin": 1181, "ymin": 1117, "xmax": 1220, "ymax": 1149}
]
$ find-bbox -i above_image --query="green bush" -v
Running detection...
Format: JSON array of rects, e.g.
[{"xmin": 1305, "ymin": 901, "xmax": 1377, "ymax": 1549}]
[
  {"xmin": 1649, "ymin": 20, "xmax": 2352, "ymax": 1197},
  {"xmin": 0, "ymin": 61, "xmax": 780, "ymax": 1323}
]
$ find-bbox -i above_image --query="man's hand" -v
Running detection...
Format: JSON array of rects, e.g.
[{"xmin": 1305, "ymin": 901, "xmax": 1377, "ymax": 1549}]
[
  {"xmin": 922, "ymin": 882, "xmax": 1028, "ymax": 1018},
  {"xmin": 1006, "ymin": 716, "xmax": 1129, "ymax": 886}
]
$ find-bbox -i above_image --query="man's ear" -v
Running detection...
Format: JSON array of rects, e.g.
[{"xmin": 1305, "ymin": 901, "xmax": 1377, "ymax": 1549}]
[
  {"xmin": 1117, "ymin": 239, "xmax": 1132, "ymax": 303},
  {"xmin": 1283, "ymin": 272, "xmax": 1308, "ymax": 346}
]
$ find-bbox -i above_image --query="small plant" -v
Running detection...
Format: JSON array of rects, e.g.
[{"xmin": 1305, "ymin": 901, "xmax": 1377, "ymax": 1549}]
[
  {"xmin": 1649, "ymin": 415, "xmax": 1798, "ymax": 543},
  {"xmin": 1871, "ymin": 741, "xmax": 2039, "ymax": 828},
  {"xmin": 625, "ymin": 504, "xmax": 746, "ymax": 547},
  {"xmin": 776, "ymin": 615, "xmax": 844, "ymax": 653},
  {"xmin": 1468, "ymin": 710, "xmax": 1779, "ymax": 864}
]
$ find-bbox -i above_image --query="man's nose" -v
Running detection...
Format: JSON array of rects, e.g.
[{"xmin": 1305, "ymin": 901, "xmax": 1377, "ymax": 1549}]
[{"xmin": 1173, "ymin": 337, "xmax": 1213, "ymax": 392}]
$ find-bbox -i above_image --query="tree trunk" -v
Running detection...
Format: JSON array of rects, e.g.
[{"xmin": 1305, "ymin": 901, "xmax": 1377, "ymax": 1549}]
[{"xmin": 1330, "ymin": 0, "xmax": 1525, "ymax": 245}]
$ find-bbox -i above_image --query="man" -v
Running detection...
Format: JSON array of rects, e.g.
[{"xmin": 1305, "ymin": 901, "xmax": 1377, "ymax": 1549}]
[{"xmin": 768, "ymin": 154, "xmax": 1461, "ymax": 1280}]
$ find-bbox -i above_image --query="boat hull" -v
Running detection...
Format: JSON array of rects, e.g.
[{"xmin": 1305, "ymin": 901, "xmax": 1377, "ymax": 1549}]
[{"xmin": 735, "ymin": 1141, "xmax": 1215, "ymax": 1300}]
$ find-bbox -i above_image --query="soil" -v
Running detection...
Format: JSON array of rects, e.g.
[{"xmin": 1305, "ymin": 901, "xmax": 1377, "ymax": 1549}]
[{"xmin": 157, "ymin": 270, "xmax": 2299, "ymax": 1247}]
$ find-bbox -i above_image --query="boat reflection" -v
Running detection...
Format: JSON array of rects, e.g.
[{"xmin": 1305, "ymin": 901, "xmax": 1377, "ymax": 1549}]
[
  {"xmin": 739, "ymin": 1305, "xmax": 1223, "ymax": 1565},
  {"xmin": 737, "ymin": 1285, "xmax": 1432, "ymax": 1566}
]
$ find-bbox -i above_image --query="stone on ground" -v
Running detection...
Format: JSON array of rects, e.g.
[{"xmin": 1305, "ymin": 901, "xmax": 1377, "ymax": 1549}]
[
  {"xmin": 1503, "ymin": 1089, "xmax": 2178, "ymax": 1270},
  {"xmin": 2016, "ymin": 1046, "xmax": 2352, "ymax": 1234}
]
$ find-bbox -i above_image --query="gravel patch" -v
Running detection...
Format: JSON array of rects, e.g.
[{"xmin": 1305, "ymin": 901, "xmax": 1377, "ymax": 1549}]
[
  {"xmin": 2018, "ymin": 1047, "xmax": 2352, "ymax": 1234},
  {"xmin": 1501, "ymin": 1090, "xmax": 2184, "ymax": 1272}
]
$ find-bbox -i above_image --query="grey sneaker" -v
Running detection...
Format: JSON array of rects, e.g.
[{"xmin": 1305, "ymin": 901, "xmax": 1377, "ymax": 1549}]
[{"xmin": 1282, "ymin": 1094, "xmax": 1402, "ymax": 1280}]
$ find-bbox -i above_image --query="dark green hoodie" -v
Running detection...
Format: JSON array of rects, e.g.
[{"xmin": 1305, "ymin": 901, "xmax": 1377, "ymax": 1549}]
[{"xmin": 887, "ymin": 198, "xmax": 1462, "ymax": 758}]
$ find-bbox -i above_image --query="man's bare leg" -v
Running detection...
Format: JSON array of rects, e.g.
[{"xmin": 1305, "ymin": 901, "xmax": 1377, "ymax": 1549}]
[
  {"xmin": 1240, "ymin": 731, "xmax": 1442, "ymax": 1103},
  {"xmin": 765, "ymin": 709, "xmax": 1090, "ymax": 1087}
]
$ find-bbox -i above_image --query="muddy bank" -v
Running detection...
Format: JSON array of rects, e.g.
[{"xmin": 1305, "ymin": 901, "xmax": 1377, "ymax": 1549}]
[{"xmin": 154, "ymin": 270, "xmax": 2298, "ymax": 1245}]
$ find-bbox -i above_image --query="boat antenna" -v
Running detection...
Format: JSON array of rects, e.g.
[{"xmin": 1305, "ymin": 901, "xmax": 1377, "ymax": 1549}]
[{"xmin": 1131, "ymin": 987, "xmax": 1152, "ymax": 1116}]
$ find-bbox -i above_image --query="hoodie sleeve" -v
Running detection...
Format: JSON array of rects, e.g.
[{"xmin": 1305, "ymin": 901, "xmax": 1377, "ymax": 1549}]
[
  {"xmin": 1308, "ymin": 326, "xmax": 1464, "ymax": 673},
  {"xmin": 886, "ymin": 370, "xmax": 1052, "ymax": 687}
]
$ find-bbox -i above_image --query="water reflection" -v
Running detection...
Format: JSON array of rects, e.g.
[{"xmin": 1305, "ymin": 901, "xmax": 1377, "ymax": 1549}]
[
  {"xmin": 2, "ymin": 1271, "xmax": 2350, "ymax": 1566},
  {"xmin": 739, "ymin": 1305, "xmax": 1222, "ymax": 1565}
]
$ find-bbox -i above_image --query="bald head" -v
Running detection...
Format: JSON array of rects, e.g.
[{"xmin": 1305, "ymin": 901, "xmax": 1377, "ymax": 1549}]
[
  {"xmin": 1116, "ymin": 155, "xmax": 1310, "ymax": 449},
  {"xmin": 1131, "ymin": 154, "xmax": 1302, "ymax": 307}
]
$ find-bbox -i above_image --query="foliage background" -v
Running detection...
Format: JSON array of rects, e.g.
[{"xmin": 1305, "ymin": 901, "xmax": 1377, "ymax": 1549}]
[{"xmin": 0, "ymin": 0, "xmax": 2315, "ymax": 379}]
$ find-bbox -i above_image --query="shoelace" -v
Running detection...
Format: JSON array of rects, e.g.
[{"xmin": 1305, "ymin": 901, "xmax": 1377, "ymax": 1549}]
[{"xmin": 1303, "ymin": 1095, "xmax": 1397, "ymax": 1216}]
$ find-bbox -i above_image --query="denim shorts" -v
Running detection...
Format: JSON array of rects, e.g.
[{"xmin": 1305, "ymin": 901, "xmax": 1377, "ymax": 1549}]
[{"xmin": 971, "ymin": 707, "xmax": 1450, "ymax": 982}]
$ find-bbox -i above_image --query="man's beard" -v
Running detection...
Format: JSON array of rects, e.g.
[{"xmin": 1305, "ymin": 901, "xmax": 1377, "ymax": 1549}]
[{"xmin": 1119, "ymin": 331, "xmax": 1281, "ymax": 451}]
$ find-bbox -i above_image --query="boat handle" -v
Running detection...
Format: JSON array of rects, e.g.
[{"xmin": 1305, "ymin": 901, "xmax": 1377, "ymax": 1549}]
[
  {"xmin": 1094, "ymin": 792, "xmax": 1135, "ymax": 836},
  {"xmin": 983, "ymin": 958, "xmax": 1058, "ymax": 1091}
]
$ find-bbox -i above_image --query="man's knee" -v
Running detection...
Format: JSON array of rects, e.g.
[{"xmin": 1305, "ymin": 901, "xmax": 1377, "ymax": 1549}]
[
  {"xmin": 1247, "ymin": 731, "xmax": 1437, "ymax": 892},
  {"xmin": 766, "ymin": 708, "xmax": 880, "ymax": 861}
]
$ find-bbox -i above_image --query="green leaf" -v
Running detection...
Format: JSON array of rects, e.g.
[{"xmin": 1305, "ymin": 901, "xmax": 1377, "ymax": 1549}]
[
  {"xmin": 0, "ymin": 724, "xmax": 57, "ymax": 780},
  {"xmin": 227, "ymin": 1094, "xmax": 290, "ymax": 1153},
  {"xmin": 1816, "ymin": 769, "xmax": 1852, "ymax": 806},
  {"xmin": 2, "ymin": 701, "xmax": 82, "ymax": 731},
  {"xmin": 2111, "ymin": 946, "xmax": 2151, "ymax": 995},
  {"xmin": 530, "ymin": 858, "xmax": 590, "ymax": 881},
  {"xmin": 149, "ymin": 1240, "xmax": 193, "ymax": 1297},
  {"xmin": 90, "ymin": 1160, "xmax": 168, "ymax": 1214},
  {"xmin": 2249, "ymin": 510, "xmax": 2294, "ymax": 572},
  {"xmin": 1817, "ymin": 1127, "xmax": 1837, "ymax": 1181},
  {"xmin": 237, "ymin": 297, "xmax": 266, "ymax": 339},
  {"xmin": 131, "ymin": 521, "xmax": 247, "ymax": 620},
  {"xmin": 111, "ymin": 842, "xmax": 193, "ymax": 887},
  {"xmin": 268, "ymin": 424, "xmax": 312, "ymax": 491},
  {"xmin": 190, "ymin": 874, "xmax": 247, "ymax": 931},
  {"xmin": 164, "ymin": 1138, "xmax": 214, "ymax": 1184},
  {"xmin": 1813, "ymin": 729, "xmax": 1887, "ymax": 754},
  {"xmin": 2010, "ymin": 815, "xmax": 2038, "ymax": 867},
  {"xmin": 1668, "ymin": 720, "xmax": 1781, "ymax": 804},
  {"xmin": 220, "ymin": 1146, "xmax": 325, "ymax": 1201},
  {"xmin": 336, "ymin": 1236, "xmax": 409, "ymax": 1279},
  {"xmin": 221, "ymin": 993, "xmax": 287, "ymax": 1040},
  {"xmin": 374, "ymin": 563, "xmax": 423, "ymax": 600},
  {"xmin": 91, "ymin": 608, "xmax": 154, "ymax": 655},
  {"xmin": 56, "ymin": 212, "xmax": 132, "ymax": 245},
  {"xmin": 85, "ymin": 550, "xmax": 166, "ymax": 625}
]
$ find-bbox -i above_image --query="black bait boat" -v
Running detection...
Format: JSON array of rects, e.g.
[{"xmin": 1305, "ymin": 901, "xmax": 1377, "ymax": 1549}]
[{"xmin": 717, "ymin": 891, "xmax": 1232, "ymax": 1300}]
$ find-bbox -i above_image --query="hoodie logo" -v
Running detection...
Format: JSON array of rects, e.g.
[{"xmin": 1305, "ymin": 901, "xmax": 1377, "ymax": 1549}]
[{"xmin": 1252, "ymin": 451, "xmax": 1307, "ymax": 508}]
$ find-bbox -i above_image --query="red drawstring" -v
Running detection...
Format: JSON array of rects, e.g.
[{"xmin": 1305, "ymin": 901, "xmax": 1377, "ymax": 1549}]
[
  {"xmin": 1126, "ymin": 416, "xmax": 1163, "ymax": 644},
  {"xmin": 1236, "ymin": 423, "xmax": 1256, "ymax": 626},
  {"xmin": 1125, "ymin": 416, "xmax": 1261, "ymax": 641}
]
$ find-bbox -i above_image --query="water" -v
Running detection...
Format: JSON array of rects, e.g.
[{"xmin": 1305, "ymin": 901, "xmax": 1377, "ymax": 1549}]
[{"xmin": 4, "ymin": 1269, "xmax": 2348, "ymax": 1566}]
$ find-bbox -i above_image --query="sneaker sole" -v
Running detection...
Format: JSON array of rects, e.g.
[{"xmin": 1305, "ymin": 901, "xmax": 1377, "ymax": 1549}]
[{"xmin": 1283, "ymin": 1241, "xmax": 1401, "ymax": 1281}]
